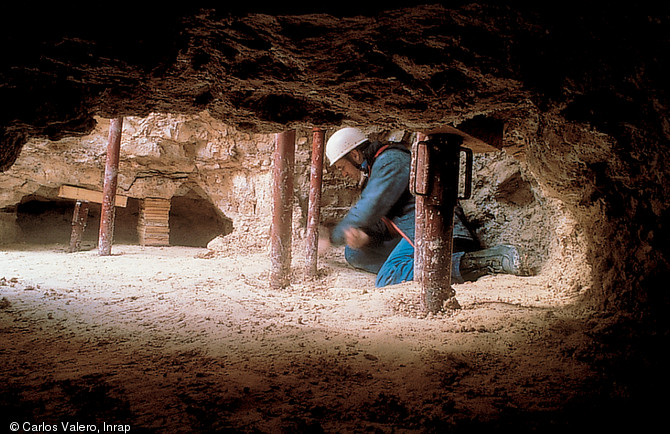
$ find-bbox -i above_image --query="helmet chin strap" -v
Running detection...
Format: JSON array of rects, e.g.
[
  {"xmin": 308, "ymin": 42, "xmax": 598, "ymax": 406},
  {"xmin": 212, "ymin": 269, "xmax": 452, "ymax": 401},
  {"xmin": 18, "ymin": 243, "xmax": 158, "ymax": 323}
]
[
  {"xmin": 344, "ymin": 144, "xmax": 370, "ymax": 188},
  {"xmin": 357, "ymin": 170, "xmax": 368, "ymax": 189},
  {"xmin": 351, "ymin": 155, "xmax": 369, "ymax": 188}
]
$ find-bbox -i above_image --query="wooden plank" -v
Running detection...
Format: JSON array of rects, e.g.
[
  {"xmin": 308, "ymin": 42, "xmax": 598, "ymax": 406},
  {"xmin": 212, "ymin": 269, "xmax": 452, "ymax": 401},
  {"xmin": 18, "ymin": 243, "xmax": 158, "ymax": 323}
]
[
  {"xmin": 138, "ymin": 197, "xmax": 170, "ymax": 247},
  {"xmin": 422, "ymin": 117, "xmax": 504, "ymax": 153},
  {"xmin": 58, "ymin": 185, "xmax": 127, "ymax": 207}
]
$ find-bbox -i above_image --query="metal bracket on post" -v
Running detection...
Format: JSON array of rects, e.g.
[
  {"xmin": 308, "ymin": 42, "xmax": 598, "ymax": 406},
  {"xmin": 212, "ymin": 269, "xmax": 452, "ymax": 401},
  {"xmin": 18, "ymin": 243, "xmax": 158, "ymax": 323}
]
[
  {"xmin": 460, "ymin": 146, "xmax": 473, "ymax": 200},
  {"xmin": 412, "ymin": 141, "xmax": 473, "ymax": 201}
]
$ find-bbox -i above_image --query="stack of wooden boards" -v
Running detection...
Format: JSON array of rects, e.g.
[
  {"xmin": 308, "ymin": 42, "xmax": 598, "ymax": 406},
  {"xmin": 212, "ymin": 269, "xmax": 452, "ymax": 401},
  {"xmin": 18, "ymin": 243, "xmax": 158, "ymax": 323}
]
[{"xmin": 138, "ymin": 198, "xmax": 171, "ymax": 246}]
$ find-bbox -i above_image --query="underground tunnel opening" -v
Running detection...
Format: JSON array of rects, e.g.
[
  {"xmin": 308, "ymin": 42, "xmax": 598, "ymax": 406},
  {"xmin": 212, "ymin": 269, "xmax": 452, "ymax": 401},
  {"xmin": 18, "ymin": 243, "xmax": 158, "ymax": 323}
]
[
  {"xmin": 12, "ymin": 187, "xmax": 233, "ymax": 248},
  {"xmin": 168, "ymin": 188, "xmax": 233, "ymax": 248},
  {"xmin": 15, "ymin": 193, "xmax": 140, "ymax": 246}
]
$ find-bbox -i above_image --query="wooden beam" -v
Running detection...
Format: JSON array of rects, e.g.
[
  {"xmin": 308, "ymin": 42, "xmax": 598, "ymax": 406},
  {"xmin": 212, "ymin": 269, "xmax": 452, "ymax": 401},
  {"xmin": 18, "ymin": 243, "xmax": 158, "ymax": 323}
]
[
  {"xmin": 68, "ymin": 200, "xmax": 90, "ymax": 253},
  {"xmin": 456, "ymin": 116, "xmax": 504, "ymax": 151},
  {"xmin": 58, "ymin": 185, "xmax": 127, "ymax": 207},
  {"xmin": 422, "ymin": 116, "xmax": 504, "ymax": 153}
]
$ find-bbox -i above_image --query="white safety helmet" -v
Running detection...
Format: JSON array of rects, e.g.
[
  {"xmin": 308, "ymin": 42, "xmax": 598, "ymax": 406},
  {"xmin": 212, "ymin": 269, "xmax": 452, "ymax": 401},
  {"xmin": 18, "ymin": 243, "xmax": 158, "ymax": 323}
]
[{"xmin": 325, "ymin": 127, "xmax": 369, "ymax": 166}]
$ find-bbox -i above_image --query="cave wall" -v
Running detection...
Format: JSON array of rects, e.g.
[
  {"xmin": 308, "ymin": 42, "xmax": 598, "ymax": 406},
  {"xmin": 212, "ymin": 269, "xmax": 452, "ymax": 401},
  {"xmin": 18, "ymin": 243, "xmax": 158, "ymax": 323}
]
[
  {"xmin": 527, "ymin": 109, "xmax": 670, "ymax": 312},
  {"xmin": 0, "ymin": 113, "xmax": 276, "ymax": 245},
  {"xmin": 0, "ymin": 114, "xmax": 590, "ymax": 301},
  {"xmin": 0, "ymin": 113, "xmax": 367, "ymax": 251},
  {"xmin": 1, "ymin": 4, "xmax": 668, "ymax": 313}
]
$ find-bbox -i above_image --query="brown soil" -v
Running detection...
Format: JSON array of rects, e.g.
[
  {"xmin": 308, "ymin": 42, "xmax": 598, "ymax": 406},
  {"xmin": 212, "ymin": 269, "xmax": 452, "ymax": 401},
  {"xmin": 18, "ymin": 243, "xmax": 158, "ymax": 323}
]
[{"xmin": 1, "ymin": 238, "xmax": 617, "ymax": 433}]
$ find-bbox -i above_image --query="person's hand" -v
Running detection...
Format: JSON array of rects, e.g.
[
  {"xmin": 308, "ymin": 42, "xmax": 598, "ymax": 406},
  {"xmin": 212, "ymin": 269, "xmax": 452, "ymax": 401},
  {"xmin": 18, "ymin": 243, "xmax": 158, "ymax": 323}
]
[
  {"xmin": 344, "ymin": 227, "xmax": 370, "ymax": 249},
  {"xmin": 318, "ymin": 226, "xmax": 332, "ymax": 254},
  {"xmin": 318, "ymin": 235, "xmax": 331, "ymax": 254}
]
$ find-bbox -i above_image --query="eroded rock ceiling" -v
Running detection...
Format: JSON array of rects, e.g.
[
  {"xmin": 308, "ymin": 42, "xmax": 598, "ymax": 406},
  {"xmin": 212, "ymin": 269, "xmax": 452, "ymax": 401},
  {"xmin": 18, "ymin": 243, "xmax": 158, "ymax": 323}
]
[{"xmin": 1, "ymin": 4, "xmax": 665, "ymax": 164}]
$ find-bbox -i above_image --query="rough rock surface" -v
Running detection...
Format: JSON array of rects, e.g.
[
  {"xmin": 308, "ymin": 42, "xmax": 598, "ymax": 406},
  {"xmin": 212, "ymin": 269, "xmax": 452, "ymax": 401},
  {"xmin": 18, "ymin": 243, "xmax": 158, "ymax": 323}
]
[
  {"xmin": 1, "ymin": 3, "xmax": 667, "ymax": 309},
  {"xmin": 0, "ymin": 112, "xmax": 585, "ymax": 289},
  {"xmin": 1, "ymin": 3, "xmax": 669, "ymax": 432}
]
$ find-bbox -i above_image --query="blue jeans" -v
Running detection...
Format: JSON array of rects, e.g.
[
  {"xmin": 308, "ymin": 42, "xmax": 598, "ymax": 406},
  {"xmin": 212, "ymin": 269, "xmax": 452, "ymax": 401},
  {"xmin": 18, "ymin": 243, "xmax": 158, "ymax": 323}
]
[{"xmin": 345, "ymin": 240, "xmax": 466, "ymax": 287}]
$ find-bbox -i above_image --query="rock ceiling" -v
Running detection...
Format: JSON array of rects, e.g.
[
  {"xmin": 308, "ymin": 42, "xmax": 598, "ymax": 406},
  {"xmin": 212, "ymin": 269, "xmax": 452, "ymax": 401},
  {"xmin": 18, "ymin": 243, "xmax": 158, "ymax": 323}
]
[{"xmin": 1, "ymin": 3, "xmax": 666, "ymax": 169}]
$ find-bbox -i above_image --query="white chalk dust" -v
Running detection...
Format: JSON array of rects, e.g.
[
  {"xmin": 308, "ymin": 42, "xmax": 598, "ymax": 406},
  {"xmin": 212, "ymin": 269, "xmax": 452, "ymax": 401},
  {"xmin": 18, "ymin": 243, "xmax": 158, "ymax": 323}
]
[{"xmin": 1, "ymin": 241, "xmax": 598, "ymax": 432}]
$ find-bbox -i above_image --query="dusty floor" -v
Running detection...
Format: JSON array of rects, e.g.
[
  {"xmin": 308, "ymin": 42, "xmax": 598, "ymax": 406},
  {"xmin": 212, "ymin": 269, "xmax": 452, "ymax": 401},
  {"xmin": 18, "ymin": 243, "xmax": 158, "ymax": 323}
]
[{"xmin": 0, "ymin": 240, "xmax": 639, "ymax": 433}]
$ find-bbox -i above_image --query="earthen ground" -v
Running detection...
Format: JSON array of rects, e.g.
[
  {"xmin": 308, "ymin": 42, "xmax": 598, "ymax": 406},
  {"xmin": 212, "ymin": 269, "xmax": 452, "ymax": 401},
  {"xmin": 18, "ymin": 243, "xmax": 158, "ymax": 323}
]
[{"xmin": 1, "ymin": 239, "xmax": 601, "ymax": 432}]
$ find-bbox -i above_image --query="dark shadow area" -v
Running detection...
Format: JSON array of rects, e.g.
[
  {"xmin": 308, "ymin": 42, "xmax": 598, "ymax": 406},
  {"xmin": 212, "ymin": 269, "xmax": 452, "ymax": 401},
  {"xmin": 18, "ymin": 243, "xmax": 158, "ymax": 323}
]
[
  {"xmin": 169, "ymin": 190, "xmax": 233, "ymax": 248},
  {"xmin": 13, "ymin": 190, "xmax": 232, "ymax": 248},
  {"xmin": 15, "ymin": 195, "xmax": 140, "ymax": 245}
]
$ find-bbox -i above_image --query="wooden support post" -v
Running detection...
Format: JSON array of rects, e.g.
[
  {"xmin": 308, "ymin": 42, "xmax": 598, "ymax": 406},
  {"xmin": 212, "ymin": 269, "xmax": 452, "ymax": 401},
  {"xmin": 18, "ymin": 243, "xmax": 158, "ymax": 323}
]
[
  {"xmin": 270, "ymin": 130, "xmax": 295, "ymax": 289},
  {"xmin": 68, "ymin": 200, "xmax": 90, "ymax": 253},
  {"xmin": 305, "ymin": 128, "xmax": 325, "ymax": 278},
  {"xmin": 411, "ymin": 133, "xmax": 463, "ymax": 313},
  {"xmin": 98, "ymin": 117, "xmax": 123, "ymax": 256}
]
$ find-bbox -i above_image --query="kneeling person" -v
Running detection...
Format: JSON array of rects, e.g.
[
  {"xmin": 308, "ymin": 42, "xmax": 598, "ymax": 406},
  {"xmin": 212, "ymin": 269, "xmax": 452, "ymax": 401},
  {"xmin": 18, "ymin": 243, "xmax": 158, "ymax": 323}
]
[{"xmin": 320, "ymin": 127, "xmax": 524, "ymax": 287}]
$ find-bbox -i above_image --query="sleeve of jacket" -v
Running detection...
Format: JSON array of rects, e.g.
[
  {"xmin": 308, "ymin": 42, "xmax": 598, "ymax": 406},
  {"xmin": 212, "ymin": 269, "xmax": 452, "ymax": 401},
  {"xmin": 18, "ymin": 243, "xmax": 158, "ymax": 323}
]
[{"xmin": 331, "ymin": 149, "xmax": 410, "ymax": 246}]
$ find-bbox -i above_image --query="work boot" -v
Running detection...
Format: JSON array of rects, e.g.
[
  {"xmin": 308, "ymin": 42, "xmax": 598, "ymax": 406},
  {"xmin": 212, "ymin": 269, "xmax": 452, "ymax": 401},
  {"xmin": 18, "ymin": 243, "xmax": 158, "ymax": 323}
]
[{"xmin": 458, "ymin": 244, "xmax": 525, "ymax": 282}]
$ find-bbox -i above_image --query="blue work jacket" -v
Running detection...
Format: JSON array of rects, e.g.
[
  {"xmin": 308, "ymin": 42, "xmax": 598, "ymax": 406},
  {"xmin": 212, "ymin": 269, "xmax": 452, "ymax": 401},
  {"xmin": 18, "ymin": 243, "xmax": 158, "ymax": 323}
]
[{"xmin": 331, "ymin": 141, "xmax": 415, "ymax": 247}]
